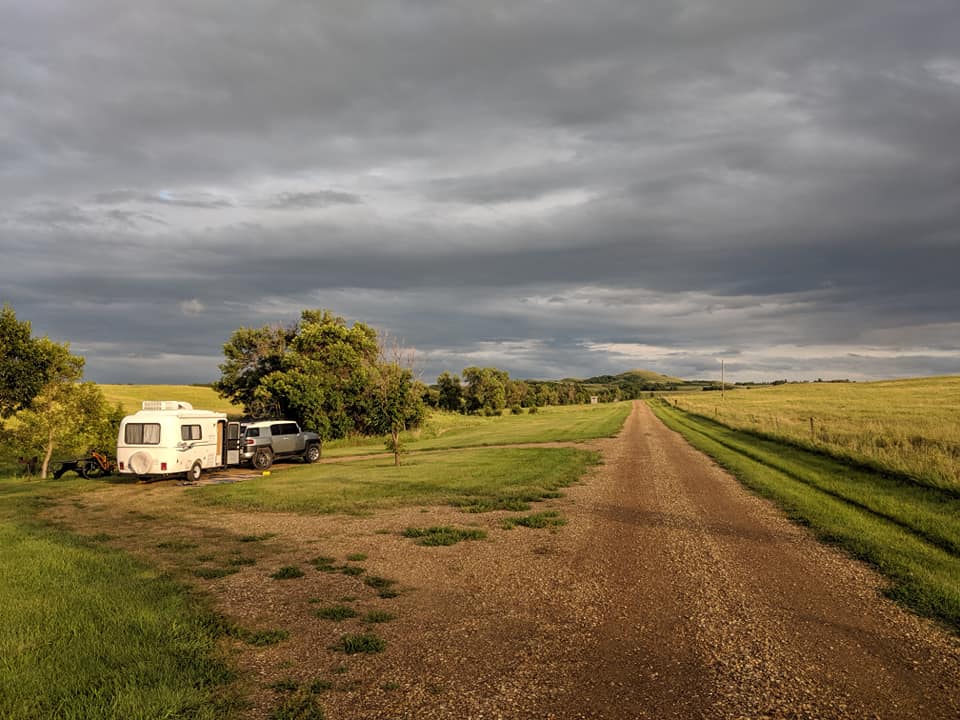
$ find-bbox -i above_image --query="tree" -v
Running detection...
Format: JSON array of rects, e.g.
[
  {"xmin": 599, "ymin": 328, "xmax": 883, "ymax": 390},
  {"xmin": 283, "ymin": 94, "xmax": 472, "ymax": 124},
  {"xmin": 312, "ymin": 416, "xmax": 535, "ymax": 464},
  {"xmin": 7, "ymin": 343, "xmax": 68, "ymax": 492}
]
[
  {"xmin": 462, "ymin": 366, "xmax": 509, "ymax": 415},
  {"xmin": 436, "ymin": 372, "xmax": 463, "ymax": 412},
  {"xmin": 5, "ymin": 338, "xmax": 122, "ymax": 478},
  {"xmin": 368, "ymin": 349, "xmax": 426, "ymax": 466},
  {"xmin": 0, "ymin": 305, "xmax": 54, "ymax": 418},
  {"xmin": 216, "ymin": 309, "xmax": 382, "ymax": 452}
]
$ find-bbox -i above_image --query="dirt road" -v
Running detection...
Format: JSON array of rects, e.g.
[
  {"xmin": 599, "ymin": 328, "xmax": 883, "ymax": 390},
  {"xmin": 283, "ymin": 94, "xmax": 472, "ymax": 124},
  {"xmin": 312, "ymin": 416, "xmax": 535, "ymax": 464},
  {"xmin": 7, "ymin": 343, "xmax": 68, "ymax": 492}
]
[
  {"xmin": 54, "ymin": 401, "xmax": 960, "ymax": 718},
  {"xmin": 346, "ymin": 400, "xmax": 960, "ymax": 719}
]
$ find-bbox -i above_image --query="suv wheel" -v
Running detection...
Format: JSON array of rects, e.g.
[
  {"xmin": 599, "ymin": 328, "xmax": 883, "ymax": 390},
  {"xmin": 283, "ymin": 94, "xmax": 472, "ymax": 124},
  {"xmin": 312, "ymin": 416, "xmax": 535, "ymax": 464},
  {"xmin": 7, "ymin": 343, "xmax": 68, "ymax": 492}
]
[
  {"xmin": 303, "ymin": 443, "xmax": 321, "ymax": 463},
  {"xmin": 252, "ymin": 448, "xmax": 273, "ymax": 470}
]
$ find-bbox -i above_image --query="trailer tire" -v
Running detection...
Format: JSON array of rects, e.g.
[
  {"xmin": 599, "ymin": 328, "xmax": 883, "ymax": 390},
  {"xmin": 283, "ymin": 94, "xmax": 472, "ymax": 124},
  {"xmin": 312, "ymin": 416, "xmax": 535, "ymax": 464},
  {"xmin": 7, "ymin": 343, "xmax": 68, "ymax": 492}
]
[
  {"xmin": 252, "ymin": 448, "xmax": 273, "ymax": 470},
  {"xmin": 187, "ymin": 461, "xmax": 203, "ymax": 482},
  {"xmin": 303, "ymin": 443, "xmax": 321, "ymax": 463}
]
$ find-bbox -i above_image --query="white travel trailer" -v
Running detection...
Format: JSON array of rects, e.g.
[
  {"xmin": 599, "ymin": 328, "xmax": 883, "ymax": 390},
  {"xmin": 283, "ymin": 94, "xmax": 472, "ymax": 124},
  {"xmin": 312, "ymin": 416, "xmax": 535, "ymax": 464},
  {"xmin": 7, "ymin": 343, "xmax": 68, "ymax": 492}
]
[{"xmin": 117, "ymin": 401, "xmax": 241, "ymax": 481}]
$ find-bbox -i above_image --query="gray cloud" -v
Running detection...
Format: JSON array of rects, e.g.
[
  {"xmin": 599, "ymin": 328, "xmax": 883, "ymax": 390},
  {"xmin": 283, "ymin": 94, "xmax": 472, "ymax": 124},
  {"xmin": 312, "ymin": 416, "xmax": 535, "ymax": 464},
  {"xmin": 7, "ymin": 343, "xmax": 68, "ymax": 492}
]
[
  {"xmin": 1, "ymin": 1, "xmax": 958, "ymax": 384},
  {"xmin": 268, "ymin": 190, "xmax": 363, "ymax": 209}
]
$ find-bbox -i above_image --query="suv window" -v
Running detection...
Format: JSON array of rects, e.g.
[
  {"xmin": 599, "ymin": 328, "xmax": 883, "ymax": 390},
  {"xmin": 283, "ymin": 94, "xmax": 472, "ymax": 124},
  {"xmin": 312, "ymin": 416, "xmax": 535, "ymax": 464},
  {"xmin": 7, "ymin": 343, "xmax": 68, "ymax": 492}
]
[
  {"xmin": 245, "ymin": 427, "xmax": 262, "ymax": 438},
  {"xmin": 270, "ymin": 423, "xmax": 298, "ymax": 435}
]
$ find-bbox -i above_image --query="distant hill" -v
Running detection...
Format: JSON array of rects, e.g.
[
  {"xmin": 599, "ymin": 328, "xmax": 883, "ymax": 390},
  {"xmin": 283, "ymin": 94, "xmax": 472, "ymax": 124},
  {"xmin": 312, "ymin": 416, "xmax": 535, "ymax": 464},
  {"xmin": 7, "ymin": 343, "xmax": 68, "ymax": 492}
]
[
  {"xmin": 578, "ymin": 369, "xmax": 686, "ymax": 386},
  {"xmin": 99, "ymin": 384, "xmax": 242, "ymax": 416}
]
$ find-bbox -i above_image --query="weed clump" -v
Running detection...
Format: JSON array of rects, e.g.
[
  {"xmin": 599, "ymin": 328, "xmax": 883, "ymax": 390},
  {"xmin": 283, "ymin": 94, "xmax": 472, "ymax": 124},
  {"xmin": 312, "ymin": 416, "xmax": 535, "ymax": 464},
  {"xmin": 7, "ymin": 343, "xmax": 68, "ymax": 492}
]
[
  {"xmin": 315, "ymin": 605, "xmax": 359, "ymax": 621},
  {"xmin": 335, "ymin": 633, "xmax": 386, "ymax": 654},
  {"xmin": 501, "ymin": 511, "xmax": 567, "ymax": 530},
  {"xmin": 269, "ymin": 690, "xmax": 325, "ymax": 720},
  {"xmin": 402, "ymin": 526, "xmax": 487, "ymax": 546},
  {"xmin": 271, "ymin": 565, "xmax": 305, "ymax": 580}
]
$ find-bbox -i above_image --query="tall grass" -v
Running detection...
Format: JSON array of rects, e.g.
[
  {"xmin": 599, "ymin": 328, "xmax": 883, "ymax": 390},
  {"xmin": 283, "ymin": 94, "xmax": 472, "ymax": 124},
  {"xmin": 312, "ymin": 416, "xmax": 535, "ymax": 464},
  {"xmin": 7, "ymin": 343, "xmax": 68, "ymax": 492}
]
[
  {"xmin": 0, "ymin": 478, "xmax": 236, "ymax": 719},
  {"xmin": 650, "ymin": 400, "xmax": 960, "ymax": 632},
  {"xmin": 670, "ymin": 376, "xmax": 960, "ymax": 492}
]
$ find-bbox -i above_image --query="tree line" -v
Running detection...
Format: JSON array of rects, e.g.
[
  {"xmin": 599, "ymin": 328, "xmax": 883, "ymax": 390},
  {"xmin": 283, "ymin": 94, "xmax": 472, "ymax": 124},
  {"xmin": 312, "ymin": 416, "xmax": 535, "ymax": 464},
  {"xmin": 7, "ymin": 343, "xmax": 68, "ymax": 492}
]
[{"xmin": 1, "ymin": 304, "xmax": 658, "ymax": 476}]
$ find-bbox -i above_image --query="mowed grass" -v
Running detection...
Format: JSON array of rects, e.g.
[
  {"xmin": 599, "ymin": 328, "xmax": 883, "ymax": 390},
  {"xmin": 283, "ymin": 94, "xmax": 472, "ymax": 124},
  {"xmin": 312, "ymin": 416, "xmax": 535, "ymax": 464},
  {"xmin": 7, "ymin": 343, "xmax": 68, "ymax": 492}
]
[
  {"xmin": 650, "ymin": 400, "xmax": 960, "ymax": 632},
  {"xmin": 191, "ymin": 447, "xmax": 599, "ymax": 514},
  {"xmin": 672, "ymin": 376, "xmax": 960, "ymax": 492},
  {"xmin": 98, "ymin": 384, "xmax": 241, "ymax": 416},
  {"xmin": 0, "ymin": 477, "xmax": 235, "ymax": 719},
  {"xmin": 323, "ymin": 401, "xmax": 631, "ymax": 457}
]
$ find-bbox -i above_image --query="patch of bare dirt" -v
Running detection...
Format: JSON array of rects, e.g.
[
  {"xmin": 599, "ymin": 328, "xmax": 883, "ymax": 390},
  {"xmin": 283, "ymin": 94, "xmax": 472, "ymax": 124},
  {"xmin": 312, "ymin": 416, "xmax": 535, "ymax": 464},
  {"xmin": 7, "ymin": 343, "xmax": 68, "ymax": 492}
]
[{"xmin": 47, "ymin": 402, "xmax": 960, "ymax": 719}]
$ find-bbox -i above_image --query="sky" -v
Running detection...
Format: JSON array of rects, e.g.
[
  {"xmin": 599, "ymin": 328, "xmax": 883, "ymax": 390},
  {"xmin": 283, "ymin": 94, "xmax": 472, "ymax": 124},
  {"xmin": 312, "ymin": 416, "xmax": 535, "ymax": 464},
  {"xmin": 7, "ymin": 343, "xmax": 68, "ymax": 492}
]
[{"xmin": 2, "ymin": 1, "xmax": 959, "ymax": 385}]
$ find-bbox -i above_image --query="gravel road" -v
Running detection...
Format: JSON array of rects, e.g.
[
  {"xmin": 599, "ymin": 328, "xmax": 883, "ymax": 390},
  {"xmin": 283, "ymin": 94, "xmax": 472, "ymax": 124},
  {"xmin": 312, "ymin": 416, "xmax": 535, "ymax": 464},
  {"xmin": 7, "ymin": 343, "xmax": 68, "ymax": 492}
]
[{"xmin": 346, "ymin": 400, "xmax": 960, "ymax": 719}]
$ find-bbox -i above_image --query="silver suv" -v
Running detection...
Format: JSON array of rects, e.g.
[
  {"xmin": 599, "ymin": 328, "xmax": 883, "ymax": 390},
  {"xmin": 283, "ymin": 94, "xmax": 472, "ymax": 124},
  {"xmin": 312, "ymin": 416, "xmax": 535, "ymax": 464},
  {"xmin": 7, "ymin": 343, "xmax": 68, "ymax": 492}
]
[{"xmin": 240, "ymin": 420, "xmax": 321, "ymax": 470}]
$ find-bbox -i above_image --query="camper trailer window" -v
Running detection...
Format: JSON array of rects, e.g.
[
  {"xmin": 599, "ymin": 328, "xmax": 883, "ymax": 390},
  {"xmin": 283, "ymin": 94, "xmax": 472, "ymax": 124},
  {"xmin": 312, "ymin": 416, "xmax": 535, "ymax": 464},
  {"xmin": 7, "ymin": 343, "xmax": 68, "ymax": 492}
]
[
  {"xmin": 181, "ymin": 425, "xmax": 202, "ymax": 441},
  {"xmin": 125, "ymin": 423, "xmax": 161, "ymax": 445}
]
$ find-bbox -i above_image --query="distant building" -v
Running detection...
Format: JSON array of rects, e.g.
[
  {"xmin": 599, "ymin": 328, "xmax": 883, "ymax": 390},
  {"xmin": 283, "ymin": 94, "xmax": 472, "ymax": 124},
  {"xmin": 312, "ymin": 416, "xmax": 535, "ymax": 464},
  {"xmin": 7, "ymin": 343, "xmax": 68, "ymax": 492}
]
[{"xmin": 590, "ymin": 396, "xmax": 599, "ymax": 404}]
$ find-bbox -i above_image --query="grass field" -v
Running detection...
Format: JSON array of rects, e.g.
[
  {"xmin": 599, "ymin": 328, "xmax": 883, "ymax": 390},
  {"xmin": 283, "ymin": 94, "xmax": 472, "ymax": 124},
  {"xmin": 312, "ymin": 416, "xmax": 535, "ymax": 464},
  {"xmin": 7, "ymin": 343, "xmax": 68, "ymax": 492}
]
[
  {"xmin": 324, "ymin": 402, "xmax": 631, "ymax": 457},
  {"xmin": 192, "ymin": 447, "xmax": 600, "ymax": 514},
  {"xmin": 99, "ymin": 384, "xmax": 241, "ymax": 416},
  {"xmin": 0, "ymin": 477, "xmax": 236, "ymax": 719},
  {"xmin": 650, "ymin": 399, "xmax": 960, "ymax": 632},
  {"xmin": 670, "ymin": 377, "xmax": 960, "ymax": 492}
]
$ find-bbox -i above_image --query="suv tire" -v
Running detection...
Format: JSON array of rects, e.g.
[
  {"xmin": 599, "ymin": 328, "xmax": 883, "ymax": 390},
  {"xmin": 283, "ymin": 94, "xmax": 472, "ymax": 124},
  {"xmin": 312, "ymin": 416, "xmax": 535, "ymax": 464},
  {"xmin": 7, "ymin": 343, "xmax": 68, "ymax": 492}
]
[
  {"xmin": 303, "ymin": 443, "xmax": 321, "ymax": 463},
  {"xmin": 252, "ymin": 448, "xmax": 274, "ymax": 470}
]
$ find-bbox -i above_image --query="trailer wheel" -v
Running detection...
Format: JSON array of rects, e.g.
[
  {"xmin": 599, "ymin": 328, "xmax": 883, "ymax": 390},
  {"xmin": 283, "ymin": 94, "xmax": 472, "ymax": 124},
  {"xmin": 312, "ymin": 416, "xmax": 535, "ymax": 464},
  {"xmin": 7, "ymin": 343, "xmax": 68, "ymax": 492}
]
[
  {"xmin": 80, "ymin": 460, "xmax": 103, "ymax": 479},
  {"xmin": 187, "ymin": 461, "xmax": 203, "ymax": 482},
  {"xmin": 252, "ymin": 448, "xmax": 273, "ymax": 470},
  {"xmin": 303, "ymin": 443, "xmax": 321, "ymax": 463}
]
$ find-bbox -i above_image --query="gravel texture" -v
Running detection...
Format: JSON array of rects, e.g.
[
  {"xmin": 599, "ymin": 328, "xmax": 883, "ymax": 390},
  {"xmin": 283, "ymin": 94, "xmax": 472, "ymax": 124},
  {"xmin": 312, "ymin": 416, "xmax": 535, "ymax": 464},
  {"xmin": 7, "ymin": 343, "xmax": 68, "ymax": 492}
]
[{"xmin": 49, "ymin": 401, "xmax": 960, "ymax": 719}]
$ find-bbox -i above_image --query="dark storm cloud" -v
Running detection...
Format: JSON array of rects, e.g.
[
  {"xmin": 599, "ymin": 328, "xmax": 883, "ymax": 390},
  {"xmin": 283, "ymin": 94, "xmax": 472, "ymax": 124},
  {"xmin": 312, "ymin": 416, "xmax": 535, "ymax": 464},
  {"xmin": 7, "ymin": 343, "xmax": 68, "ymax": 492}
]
[
  {"xmin": 1, "ymin": 1, "xmax": 959, "ymax": 383},
  {"xmin": 268, "ymin": 190, "xmax": 363, "ymax": 210}
]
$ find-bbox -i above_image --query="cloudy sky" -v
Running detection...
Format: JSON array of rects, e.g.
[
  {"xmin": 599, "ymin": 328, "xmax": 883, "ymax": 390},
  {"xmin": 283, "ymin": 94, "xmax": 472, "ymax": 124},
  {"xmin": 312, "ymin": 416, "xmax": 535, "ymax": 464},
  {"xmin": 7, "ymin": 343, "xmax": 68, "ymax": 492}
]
[{"xmin": 3, "ymin": 1, "xmax": 959, "ymax": 384}]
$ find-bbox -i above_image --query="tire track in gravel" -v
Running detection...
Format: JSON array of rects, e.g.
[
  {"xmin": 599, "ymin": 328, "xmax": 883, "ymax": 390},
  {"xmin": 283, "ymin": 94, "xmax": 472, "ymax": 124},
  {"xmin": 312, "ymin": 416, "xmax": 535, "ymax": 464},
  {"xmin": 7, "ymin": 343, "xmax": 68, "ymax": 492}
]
[{"xmin": 543, "ymin": 400, "xmax": 960, "ymax": 719}]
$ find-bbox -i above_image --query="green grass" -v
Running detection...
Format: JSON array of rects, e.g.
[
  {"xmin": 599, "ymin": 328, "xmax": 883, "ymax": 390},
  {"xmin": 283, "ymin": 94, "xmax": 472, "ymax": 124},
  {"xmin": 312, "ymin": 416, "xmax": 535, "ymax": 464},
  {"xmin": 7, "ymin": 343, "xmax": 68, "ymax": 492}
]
[
  {"xmin": 315, "ymin": 605, "xmax": 359, "ymax": 621},
  {"xmin": 650, "ymin": 400, "xmax": 960, "ymax": 632},
  {"xmin": 98, "ymin": 384, "xmax": 241, "ymax": 416},
  {"xmin": 334, "ymin": 633, "xmax": 386, "ymax": 654},
  {"xmin": 0, "ymin": 476, "xmax": 236, "ymax": 719},
  {"xmin": 402, "ymin": 525, "xmax": 487, "ymax": 546},
  {"xmin": 190, "ymin": 447, "xmax": 599, "ymax": 515},
  {"xmin": 269, "ymin": 691, "xmax": 325, "ymax": 720},
  {"xmin": 501, "ymin": 510, "xmax": 567, "ymax": 530},
  {"xmin": 271, "ymin": 565, "xmax": 305, "ymax": 580},
  {"xmin": 364, "ymin": 610, "xmax": 395, "ymax": 624},
  {"xmin": 671, "ymin": 376, "xmax": 960, "ymax": 492},
  {"xmin": 238, "ymin": 628, "xmax": 289, "ymax": 647},
  {"xmin": 321, "ymin": 402, "xmax": 631, "ymax": 457}
]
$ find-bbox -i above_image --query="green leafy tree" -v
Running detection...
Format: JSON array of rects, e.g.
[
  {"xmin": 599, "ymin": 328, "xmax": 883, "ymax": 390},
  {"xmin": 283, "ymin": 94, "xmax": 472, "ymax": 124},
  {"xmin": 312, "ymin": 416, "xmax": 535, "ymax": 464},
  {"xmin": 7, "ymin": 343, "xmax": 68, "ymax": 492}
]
[
  {"xmin": 0, "ymin": 305, "xmax": 54, "ymax": 418},
  {"xmin": 462, "ymin": 366, "xmax": 509, "ymax": 415},
  {"xmin": 436, "ymin": 372, "xmax": 463, "ymax": 412},
  {"xmin": 6, "ymin": 340, "xmax": 122, "ymax": 478},
  {"xmin": 368, "ymin": 355, "xmax": 426, "ymax": 466},
  {"xmin": 216, "ymin": 309, "xmax": 381, "ymax": 452}
]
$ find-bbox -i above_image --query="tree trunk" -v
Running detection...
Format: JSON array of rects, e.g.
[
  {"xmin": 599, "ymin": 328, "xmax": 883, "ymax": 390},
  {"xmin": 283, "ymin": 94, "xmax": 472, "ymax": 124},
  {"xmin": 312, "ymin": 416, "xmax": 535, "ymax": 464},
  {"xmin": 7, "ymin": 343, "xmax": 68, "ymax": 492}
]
[
  {"xmin": 392, "ymin": 429, "xmax": 401, "ymax": 466},
  {"xmin": 41, "ymin": 427, "xmax": 55, "ymax": 479}
]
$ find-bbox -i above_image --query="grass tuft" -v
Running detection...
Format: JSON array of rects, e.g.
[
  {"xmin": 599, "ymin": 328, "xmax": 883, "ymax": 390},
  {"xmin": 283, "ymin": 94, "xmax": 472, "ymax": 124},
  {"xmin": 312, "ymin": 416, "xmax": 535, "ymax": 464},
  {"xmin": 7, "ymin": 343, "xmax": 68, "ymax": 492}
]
[
  {"xmin": 402, "ymin": 525, "xmax": 487, "ymax": 546},
  {"xmin": 193, "ymin": 566, "xmax": 239, "ymax": 579},
  {"xmin": 315, "ymin": 605, "xmax": 359, "ymax": 621},
  {"xmin": 271, "ymin": 565, "xmax": 305, "ymax": 580},
  {"xmin": 364, "ymin": 610, "xmax": 395, "ymax": 624},
  {"xmin": 269, "ymin": 690, "xmax": 325, "ymax": 720},
  {"xmin": 334, "ymin": 633, "xmax": 386, "ymax": 654},
  {"xmin": 501, "ymin": 511, "xmax": 567, "ymax": 530}
]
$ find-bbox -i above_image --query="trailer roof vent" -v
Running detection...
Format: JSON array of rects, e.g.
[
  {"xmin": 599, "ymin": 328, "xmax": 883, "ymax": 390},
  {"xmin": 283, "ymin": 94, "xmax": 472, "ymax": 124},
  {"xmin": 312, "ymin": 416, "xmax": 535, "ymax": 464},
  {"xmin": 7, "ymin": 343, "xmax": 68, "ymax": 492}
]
[{"xmin": 142, "ymin": 400, "xmax": 194, "ymax": 411}]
